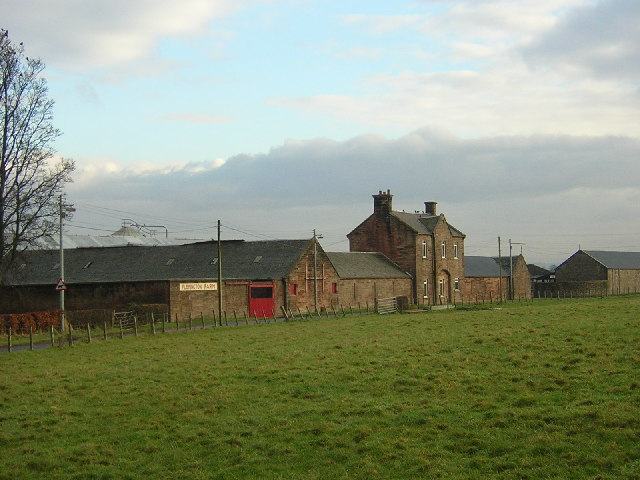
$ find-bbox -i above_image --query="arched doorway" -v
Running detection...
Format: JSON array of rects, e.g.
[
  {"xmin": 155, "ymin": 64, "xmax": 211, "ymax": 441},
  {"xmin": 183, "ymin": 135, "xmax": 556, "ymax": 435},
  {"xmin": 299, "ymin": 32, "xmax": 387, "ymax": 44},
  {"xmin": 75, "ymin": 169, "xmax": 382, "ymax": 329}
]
[{"xmin": 438, "ymin": 270, "xmax": 451, "ymax": 304}]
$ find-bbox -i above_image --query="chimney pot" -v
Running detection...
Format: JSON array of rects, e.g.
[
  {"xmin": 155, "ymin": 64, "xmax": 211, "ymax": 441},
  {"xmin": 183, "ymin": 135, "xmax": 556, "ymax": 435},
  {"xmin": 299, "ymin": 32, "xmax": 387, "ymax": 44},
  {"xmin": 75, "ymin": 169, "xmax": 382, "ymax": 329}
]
[{"xmin": 424, "ymin": 201, "xmax": 437, "ymax": 216}]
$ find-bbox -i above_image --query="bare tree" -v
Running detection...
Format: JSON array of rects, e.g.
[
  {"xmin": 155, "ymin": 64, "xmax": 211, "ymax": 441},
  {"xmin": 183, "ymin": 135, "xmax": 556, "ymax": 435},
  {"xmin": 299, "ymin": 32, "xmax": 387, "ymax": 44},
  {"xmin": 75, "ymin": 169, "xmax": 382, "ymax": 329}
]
[{"xmin": 0, "ymin": 30, "xmax": 75, "ymax": 284}]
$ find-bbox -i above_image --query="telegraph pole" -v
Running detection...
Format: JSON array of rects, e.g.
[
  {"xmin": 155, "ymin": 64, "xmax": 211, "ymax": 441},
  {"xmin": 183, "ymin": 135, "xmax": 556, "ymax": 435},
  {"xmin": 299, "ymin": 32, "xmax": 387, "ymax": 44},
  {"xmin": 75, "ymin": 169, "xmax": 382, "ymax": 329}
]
[
  {"xmin": 313, "ymin": 229, "xmax": 318, "ymax": 312},
  {"xmin": 58, "ymin": 195, "xmax": 75, "ymax": 332},
  {"xmin": 498, "ymin": 237, "xmax": 503, "ymax": 302},
  {"xmin": 217, "ymin": 220, "xmax": 223, "ymax": 325}
]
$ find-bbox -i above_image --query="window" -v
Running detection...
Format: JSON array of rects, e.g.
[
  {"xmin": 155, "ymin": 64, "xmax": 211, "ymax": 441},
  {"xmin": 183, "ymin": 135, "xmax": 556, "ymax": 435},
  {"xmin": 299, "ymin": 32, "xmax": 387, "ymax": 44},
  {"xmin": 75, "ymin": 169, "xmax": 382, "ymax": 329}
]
[
  {"xmin": 454, "ymin": 242, "xmax": 459, "ymax": 259},
  {"xmin": 251, "ymin": 286, "xmax": 273, "ymax": 299},
  {"xmin": 331, "ymin": 282, "xmax": 338, "ymax": 294},
  {"xmin": 439, "ymin": 278, "xmax": 445, "ymax": 296},
  {"xmin": 454, "ymin": 278, "xmax": 459, "ymax": 291},
  {"xmin": 423, "ymin": 280, "xmax": 429, "ymax": 299},
  {"xmin": 422, "ymin": 240, "xmax": 427, "ymax": 259},
  {"xmin": 290, "ymin": 283, "xmax": 297, "ymax": 295},
  {"xmin": 441, "ymin": 241, "xmax": 446, "ymax": 258}
]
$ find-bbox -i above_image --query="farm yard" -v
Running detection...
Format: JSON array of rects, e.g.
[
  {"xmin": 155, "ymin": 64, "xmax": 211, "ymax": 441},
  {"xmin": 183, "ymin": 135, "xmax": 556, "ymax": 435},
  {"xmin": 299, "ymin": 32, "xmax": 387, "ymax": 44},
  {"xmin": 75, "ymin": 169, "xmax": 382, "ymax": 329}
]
[{"xmin": 1, "ymin": 297, "xmax": 639, "ymax": 479}]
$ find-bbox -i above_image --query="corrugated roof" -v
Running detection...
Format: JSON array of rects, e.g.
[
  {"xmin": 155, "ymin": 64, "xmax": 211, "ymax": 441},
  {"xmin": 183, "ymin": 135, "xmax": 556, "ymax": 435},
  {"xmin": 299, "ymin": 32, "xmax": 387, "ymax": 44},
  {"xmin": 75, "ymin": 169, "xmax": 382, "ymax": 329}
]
[
  {"xmin": 582, "ymin": 250, "xmax": 640, "ymax": 270},
  {"xmin": 7, "ymin": 239, "xmax": 312, "ymax": 286},
  {"xmin": 326, "ymin": 252, "xmax": 411, "ymax": 279}
]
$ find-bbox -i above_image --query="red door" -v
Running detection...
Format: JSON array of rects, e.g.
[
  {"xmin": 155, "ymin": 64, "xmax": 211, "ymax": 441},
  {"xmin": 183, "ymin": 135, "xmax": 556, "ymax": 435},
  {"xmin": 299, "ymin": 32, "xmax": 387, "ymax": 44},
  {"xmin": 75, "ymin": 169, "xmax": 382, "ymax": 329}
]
[{"xmin": 249, "ymin": 283, "xmax": 275, "ymax": 318}]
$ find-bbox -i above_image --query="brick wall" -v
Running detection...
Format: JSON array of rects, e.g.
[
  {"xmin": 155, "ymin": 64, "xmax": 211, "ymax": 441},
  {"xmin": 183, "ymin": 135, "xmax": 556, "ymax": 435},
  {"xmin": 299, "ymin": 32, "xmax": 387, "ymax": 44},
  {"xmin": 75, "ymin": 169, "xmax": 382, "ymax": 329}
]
[
  {"xmin": 460, "ymin": 277, "xmax": 506, "ymax": 303},
  {"xmin": 349, "ymin": 214, "xmax": 418, "ymax": 278},
  {"xmin": 284, "ymin": 243, "xmax": 340, "ymax": 311},
  {"xmin": 335, "ymin": 278, "xmax": 413, "ymax": 309}
]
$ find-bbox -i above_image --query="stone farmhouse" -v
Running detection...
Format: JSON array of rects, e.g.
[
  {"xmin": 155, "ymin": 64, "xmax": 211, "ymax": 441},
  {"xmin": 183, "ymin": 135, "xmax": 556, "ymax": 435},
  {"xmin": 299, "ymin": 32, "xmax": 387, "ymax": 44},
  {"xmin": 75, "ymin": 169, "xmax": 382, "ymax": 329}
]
[{"xmin": 546, "ymin": 250, "xmax": 640, "ymax": 297}]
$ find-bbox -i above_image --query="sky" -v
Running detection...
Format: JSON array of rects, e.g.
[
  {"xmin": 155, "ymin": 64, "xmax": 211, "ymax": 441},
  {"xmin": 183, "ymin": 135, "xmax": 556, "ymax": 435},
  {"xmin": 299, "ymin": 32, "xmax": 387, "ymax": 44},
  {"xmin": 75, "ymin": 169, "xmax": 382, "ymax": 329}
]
[{"xmin": 2, "ymin": 0, "xmax": 640, "ymax": 265}]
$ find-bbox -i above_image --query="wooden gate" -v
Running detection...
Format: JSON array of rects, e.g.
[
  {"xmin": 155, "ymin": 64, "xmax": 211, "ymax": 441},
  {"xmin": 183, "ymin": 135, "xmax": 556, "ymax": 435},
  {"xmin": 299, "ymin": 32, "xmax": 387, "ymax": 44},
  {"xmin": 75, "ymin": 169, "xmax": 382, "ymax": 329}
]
[{"xmin": 249, "ymin": 283, "xmax": 275, "ymax": 318}]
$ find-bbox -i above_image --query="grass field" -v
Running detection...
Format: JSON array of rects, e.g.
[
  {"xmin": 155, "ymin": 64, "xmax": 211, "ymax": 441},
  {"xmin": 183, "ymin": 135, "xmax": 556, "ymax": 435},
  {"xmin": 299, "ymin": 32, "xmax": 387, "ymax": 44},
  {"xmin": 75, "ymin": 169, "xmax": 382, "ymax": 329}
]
[{"xmin": 1, "ymin": 297, "xmax": 639, "ymax": 479}]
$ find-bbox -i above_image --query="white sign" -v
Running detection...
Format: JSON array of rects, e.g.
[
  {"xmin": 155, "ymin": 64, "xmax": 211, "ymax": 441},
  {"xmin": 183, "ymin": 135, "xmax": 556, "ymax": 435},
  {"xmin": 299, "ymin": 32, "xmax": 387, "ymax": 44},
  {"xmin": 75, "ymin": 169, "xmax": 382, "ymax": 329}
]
[
  {"xmin": 55, "ymin": 278, "xmax": 67, "ymax": 291},
  {"xmin": 179, "ymin": 282, "xmax": 218, "ymax": 291}
]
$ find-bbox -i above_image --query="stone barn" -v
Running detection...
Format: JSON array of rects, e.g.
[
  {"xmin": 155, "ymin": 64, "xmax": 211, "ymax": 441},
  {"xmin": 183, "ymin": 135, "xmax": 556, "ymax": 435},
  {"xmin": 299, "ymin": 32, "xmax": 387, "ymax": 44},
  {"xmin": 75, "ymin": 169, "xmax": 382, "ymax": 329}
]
[
  {"xmin": 326, "ymin": 251, "xmax": 413, "ymax": 310},
  {"xmin": 1, "ymin": 238, "xmax": 415, "ymax": 319},
  {"xmin": 462, "ymin": 255, "xmax": 531, "ymax": 302},
  {"xmin": 552, "ymin": 250, "xmax": 640, "ymax": 296}
]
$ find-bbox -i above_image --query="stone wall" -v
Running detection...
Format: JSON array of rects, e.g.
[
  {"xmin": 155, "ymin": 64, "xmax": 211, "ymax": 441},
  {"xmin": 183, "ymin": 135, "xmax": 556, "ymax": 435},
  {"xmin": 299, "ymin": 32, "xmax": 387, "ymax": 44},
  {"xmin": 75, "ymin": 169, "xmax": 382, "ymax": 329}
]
[{"xmin": 335, "ymin": 277, "xmax": 413, "ymax": 309}]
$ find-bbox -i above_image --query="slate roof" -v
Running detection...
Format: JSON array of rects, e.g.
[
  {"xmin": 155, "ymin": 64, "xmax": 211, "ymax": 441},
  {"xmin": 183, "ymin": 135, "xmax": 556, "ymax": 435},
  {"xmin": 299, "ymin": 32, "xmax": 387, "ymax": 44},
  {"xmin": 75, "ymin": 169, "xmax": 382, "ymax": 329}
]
[
  {"xmin": 528, "ymin": 264, "xmax": 552, "ymax": 277},
  {"xmin": 464, "ymin": 256, "xmax": 511, "ymax": 278},
  {"xmin": 582, "ymin": 250, "xmax": 640, "ymax": 270},
  {"xmin": 326, "ymin": 252, "xmax": 411, "ymax": 279},
  {"xmin": 6, "ymin": 239, "xmax": 312, "ymax": 286},
  {"xmin": 390, "ymin": 212, "xmax": 465, "ymax": 237}
]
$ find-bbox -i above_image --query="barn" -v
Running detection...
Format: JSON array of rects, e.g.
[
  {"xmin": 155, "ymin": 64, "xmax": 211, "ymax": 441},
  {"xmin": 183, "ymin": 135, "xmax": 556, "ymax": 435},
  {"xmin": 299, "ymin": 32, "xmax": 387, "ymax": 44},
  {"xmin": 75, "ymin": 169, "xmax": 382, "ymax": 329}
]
[
  {"xmin": 0, "ymin": 238, "xmax": 412, "ymax": 319},
  {"xmin": 553, "ymin": 250, "xmax": 640, "ymax": 296}
]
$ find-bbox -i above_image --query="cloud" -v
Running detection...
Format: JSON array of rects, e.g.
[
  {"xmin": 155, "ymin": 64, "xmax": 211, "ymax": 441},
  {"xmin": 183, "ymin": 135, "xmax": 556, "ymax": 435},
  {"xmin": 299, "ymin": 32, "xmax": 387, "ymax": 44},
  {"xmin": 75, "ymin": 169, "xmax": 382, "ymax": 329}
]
[
  {"xmin": 0, "ymin": 0, "xmax": 254, "ymax": 71},
  {"xmin": 523, "ymin": 0, "xmax": 640, "ymax": 80},
  {"xmin": 66, "ymin": 129, "xmax": 640, "ymax": 263}
]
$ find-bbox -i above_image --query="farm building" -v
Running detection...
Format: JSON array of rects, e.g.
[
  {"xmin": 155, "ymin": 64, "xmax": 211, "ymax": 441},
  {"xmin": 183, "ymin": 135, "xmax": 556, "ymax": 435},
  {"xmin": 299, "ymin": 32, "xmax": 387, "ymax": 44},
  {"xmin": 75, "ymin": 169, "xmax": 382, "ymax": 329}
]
[
  {"xmin": 326, "ymin": 252, "xmax": 412, "ymax": 309},
  {"xmin": 548, "ymin": 250, "xmax": 640, "ymax": 296},
  {"xmin": 348, "ymin": 190, "xmax": 465, "ymax": 305},
  {"xmin": 462, "ymin": 255, "xmax": 531, "ymax": 302},
  {"xmin": 0, "ymin": 238, "xmax": 411, "ymax": 319}
]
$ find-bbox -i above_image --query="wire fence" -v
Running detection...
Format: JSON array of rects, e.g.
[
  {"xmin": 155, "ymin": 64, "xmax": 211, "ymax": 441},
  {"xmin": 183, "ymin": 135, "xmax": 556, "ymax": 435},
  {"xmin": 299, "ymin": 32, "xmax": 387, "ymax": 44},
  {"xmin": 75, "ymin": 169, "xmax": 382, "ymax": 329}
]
[{"xmin": 1, "ymin": 302, "xmax": 383, "ymax": 353}]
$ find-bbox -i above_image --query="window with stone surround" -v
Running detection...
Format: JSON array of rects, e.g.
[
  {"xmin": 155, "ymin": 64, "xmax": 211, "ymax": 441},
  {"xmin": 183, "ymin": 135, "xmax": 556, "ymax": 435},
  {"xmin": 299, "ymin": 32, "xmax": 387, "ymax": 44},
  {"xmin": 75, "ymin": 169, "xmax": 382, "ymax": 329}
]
[
  {"xmin": 441, "ymin": 241, "xmax": 446, "ymax": 258},
  {"xmin": 454, "ymin": 242, "xmax": 459, "ymax": 259},
  {"xmin": 422, "ymin": 240, "xmax": 427, "ymax": 258}
]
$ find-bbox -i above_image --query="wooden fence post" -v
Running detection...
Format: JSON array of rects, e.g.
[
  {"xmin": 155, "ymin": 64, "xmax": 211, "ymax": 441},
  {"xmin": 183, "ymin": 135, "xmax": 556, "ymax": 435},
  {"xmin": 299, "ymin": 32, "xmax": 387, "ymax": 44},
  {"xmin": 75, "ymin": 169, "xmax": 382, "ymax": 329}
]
[
  {"xmin": 7, "ymin": 326, "xmax": 12, "ymax": 353},
  {"xmin": 68, "ymin": 321, "xmax": 74, "ymax": 346},
  {"xmin": 50, "ymin": 324, "xmax": 55, "ymax": 347},
  {"xmin": 87, "ymin": 323, "xmax": 92, "ymax": 344},
  {"xmin": 200, "ymin": 312, "xmax": 205, "ymax": 329},
  {"xmin": 29, "ymin": 326, "xmax": 34, "ymax": 351},
  {"xmin": 104, "ymin": 320, "xmax": 108, "ymax": 340},
  {"xmin": 151, "ymin": 312, "xmax": 156, "ymax": 335}
]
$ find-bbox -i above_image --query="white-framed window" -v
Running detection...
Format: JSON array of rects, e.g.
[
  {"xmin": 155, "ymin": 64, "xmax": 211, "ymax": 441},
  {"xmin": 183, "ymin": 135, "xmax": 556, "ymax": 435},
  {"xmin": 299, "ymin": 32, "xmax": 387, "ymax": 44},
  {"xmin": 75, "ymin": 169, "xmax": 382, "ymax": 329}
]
[
  {"xmin": 439, "ymin": 278, "xmax": 445, "ymax": 296},
  {"xmin": 454, "ymin": 278, "xmax": 459, "ymax": 291},
  {"xmin": 422, "ymin": 240, "xmax": 427, "ymax": 259},
  {"xmin": 454, "ymin": 242, "xmax": 459, "ymax": 259},
  {"xmin": 441, "ymin": 241, "xmax": 446, "ymax": 258},
  {"xmin": 423, "ymin": 280, "xmax": 429, "ymax": 299}
]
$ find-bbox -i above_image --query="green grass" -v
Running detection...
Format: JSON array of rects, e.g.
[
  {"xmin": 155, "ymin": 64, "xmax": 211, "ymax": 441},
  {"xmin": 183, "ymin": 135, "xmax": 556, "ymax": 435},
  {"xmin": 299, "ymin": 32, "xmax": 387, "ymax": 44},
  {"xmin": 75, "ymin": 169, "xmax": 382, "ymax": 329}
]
[{"xmin": 1, "ymin": 297, "xmax": 639, "ymax": 479}]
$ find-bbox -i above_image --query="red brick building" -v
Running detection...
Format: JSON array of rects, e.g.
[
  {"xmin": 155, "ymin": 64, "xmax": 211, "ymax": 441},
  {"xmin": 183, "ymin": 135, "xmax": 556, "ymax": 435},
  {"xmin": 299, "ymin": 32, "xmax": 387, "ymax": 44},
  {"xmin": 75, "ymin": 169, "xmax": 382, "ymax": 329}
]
[
  {"xmin": 462, "ymin": 255, "xmax": 531, "ymax": 302},
  {"xmin": 1, "ymin": 238, "xmax": 411, "ymax": 319},
  {"xmin": 348, "ymin": 190, "xmax": 466, "ymax": 305}
]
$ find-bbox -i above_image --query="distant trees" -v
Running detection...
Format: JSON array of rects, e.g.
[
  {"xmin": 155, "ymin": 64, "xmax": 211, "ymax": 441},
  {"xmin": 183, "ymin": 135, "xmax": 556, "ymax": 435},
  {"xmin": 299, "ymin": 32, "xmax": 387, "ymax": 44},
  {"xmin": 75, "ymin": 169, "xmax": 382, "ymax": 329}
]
[{"xmin": 0, "ymin": 29, "xmax": 74, "ymax": 284}]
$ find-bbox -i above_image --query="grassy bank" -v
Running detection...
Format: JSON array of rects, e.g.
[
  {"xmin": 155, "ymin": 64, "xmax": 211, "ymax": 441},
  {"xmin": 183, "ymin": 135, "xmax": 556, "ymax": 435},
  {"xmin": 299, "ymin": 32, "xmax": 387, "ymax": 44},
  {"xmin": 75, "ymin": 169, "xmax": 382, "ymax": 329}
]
[{"xmin": 1, "ymin": 297, "xmax": 639, "ymax": 479}]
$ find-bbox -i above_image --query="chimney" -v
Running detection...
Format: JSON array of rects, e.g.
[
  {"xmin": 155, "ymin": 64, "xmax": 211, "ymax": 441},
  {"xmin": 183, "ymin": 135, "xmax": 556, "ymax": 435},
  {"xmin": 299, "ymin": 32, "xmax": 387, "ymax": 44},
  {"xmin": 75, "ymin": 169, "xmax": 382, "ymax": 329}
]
[
  {"xmin": 373, "ymin": 189, "xmax": 393, "ymax": 217},
  {"xmin": 424, "ymin": 201, "xmax": 437, "ymax": 216}
]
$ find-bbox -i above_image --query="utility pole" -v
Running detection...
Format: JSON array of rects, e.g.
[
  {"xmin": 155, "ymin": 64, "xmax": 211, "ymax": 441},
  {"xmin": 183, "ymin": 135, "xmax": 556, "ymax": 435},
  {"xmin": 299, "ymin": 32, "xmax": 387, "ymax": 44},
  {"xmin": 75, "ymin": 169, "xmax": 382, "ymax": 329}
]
[
  {"xmin": 217, "ymin": 220, "xmax": 222, "ymax": 325},
  {"xmin": 58, "ymin": 195, "xmax": 75, "ymax": 332},
  {"xmin": 498, "ymin": 236, "xmax": 503, "ymax": 302},
  {"xmin": 313, "ymin": 229, "xmax": 318, "ymax": 313},
  {"xmin": 313, "ymin": 229, "xmax": 323, "ymax": 313}
]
